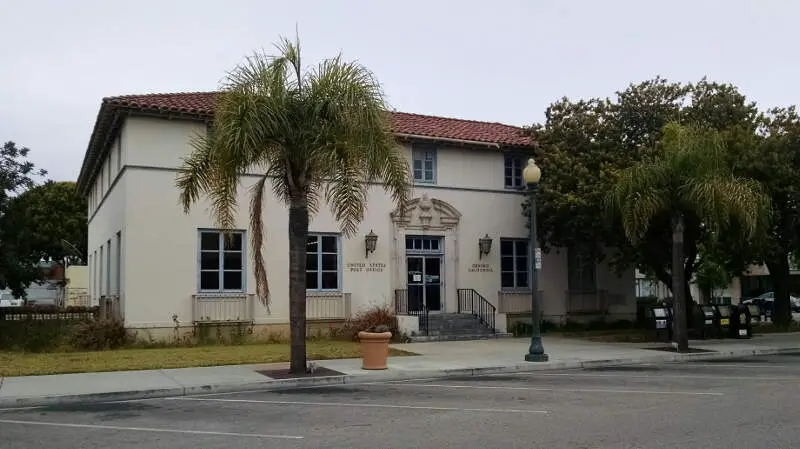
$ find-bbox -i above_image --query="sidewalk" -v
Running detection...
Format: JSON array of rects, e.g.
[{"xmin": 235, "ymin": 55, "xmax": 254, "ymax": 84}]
[{"xmin": 2, "ymin": 333, "xmax": 799, "ymax": 409}]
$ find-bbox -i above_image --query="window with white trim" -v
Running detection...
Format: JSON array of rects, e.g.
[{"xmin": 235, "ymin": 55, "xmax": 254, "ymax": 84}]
[
  {"xmin": 500, "ymin": 239, "xmax": 529, "ymax": 288},
  {"xmin": 198, "ymin": 230, "xmax": 245, "ymax": 292},
  {"xmin": 306, "ymin": 234, "xmax": 340, "ymax": 290},
  {"xmin": 412, "ymin": 145, "xmax": 437, "ymax": 183},
  {"xmin": 504, "ymin": 155, "xmax": 525, "ymax": 189}
]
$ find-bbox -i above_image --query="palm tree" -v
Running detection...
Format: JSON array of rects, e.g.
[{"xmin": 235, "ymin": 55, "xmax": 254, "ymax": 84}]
[
  {"xmin": 176, "ymin": 36, "xmax": 411, "ymax": 373},
  {"xmin": 606, "ymin": 122, "xmax": 769, "ymax": 351}
]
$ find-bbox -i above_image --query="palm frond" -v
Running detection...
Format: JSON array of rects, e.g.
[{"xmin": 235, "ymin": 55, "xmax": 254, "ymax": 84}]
[
  {"xmin": 249, "ymin": 174, "xmax": 271, "ymax": 311},
  {"xmin": 606, "ymin": 162, "xmax": 671, "ymax": 243},
  {"xmin": 682, "ymin": 175, "xmax": 771, "ymax": 239}
]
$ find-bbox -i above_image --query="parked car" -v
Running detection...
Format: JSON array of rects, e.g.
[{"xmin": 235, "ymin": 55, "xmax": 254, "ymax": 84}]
[{"xmin": 742, "ymin": 291, "xmax": 800, "ymax": 314}]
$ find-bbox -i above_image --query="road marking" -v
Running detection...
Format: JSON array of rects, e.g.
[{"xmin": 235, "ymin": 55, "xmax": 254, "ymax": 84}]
[
  {"xmin": 684, "ymin": 363, "xmax": 791, "ymax": 369},
  {"xmin": 0, "ymin": 405, "xmax": 46, "ymax": 412},
  {"xmin": 168, "ymin": 397, "xmax": 548, "ymax": 413},
  {"xmin": 0, "ymin": 419, "xmax": 303, "ymax": 439},
  {"xmin": 523, "ymin": 372, "xmax": 799, "ymax": 382},
  {"xmin": 380, "ymin": 382, "xmax": 724, "ymax": 396}
]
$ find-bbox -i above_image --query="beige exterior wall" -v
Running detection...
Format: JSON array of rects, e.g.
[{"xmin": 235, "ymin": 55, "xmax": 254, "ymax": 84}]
[{"xmin": 86, "ymin": 115, "xmax": 636, "ymax": 334}]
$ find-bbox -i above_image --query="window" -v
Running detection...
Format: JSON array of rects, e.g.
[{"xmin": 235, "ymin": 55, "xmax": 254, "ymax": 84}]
[
  {"xmin": 106, "ymin": 156, "xmax": 112, "ymax": 189},
  {"xmin": 99, "ymin": 246, "xmax": 104, "ymax": 296},
  {"xmin": 92, "ymin": 250, "xmax": 98, "ymax": 299},
  {"xmin": 306, "ymin": 234, "xmax": 340, "ymax": 290},
  {"xmin": 504, "ymin": 155, "xmax": 524, "ymax": 189},
  {"xmin": 198, "ymin": 230, "xmax": 245, "ymax": 292},
  {"xmin": 88, "ymin": 254, "xmax": 93, "ymax": 299},
  {"xmin": 116, "ymin": 136, "xmax": 122, "ymax": 172},
  {"xmin": 568, "ymin": 249, "xmax": 596, "ymax": 291},
  {"xmin": 115, "ymin": 232, "xmax": 122, "ymax": 295},
  {"xmin": 412, "ymin": 145, "xmax": 437, "ymax": 183},
  {"xmin": 500, "ymin": 239, "xmax": 529, "ymax": 288},
  {"xmin": 106, "ymin": 239, "xmax": 111, "ymax": 295},
  {"xmin": 405, "ymin": 236, "xmax": 442, "ymax": 252}
]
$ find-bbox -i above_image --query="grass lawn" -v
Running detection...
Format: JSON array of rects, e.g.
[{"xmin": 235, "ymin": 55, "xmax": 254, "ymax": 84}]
[{"xmin": 0, "ymin": 341, "xmax": 416, "ymax": 377}]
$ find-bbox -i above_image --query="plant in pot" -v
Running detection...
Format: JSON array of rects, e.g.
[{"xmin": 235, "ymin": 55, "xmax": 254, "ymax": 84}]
[{"xmin": 358, "ymin": 324, "xmax": 393, "ymax": 370}]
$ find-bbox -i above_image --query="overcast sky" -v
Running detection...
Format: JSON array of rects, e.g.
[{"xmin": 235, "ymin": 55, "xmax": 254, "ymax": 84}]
[{"xmin": 1, "ymin": 0, "xmax": 798, "ymax": 181}]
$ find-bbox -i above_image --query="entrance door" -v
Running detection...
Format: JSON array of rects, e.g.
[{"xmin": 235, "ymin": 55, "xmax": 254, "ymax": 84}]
[{"xmin": 407, "ymin": 256, "xmax": 442, "ymax": 312}]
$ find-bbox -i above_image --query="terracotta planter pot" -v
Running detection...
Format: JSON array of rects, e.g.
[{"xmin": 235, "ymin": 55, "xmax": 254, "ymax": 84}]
[{"xmin": 358, "ymin": 331, "xmax": 393, "ymax": 370}]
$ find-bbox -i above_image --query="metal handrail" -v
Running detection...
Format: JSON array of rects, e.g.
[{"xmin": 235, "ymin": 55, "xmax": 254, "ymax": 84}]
[
  {"xmin": 394, "ymin": 289, "xmax": 429, "ymax": 335},
  {"xmin": 457, "ymin": 288, "xmax": 496, "ymax": 333}
]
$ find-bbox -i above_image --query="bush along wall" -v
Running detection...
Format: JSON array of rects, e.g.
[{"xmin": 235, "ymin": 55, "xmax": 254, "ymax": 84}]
[{"xmin": 0, "ymin": 306, "xmax": 99, "ymax": 352}]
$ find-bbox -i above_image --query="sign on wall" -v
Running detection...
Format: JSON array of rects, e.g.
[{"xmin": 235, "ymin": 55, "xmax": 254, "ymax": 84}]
[
  {"xmin": 346, "ymin": 262, "xmax": 386, "ymax": 273},
  {"xmin": 468, "ymin": 263, "xmax": 493, "ymax": 273}
]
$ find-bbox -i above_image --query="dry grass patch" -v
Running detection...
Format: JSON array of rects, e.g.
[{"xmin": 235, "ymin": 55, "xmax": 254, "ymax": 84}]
[{"xmin": 0, "ymin": 340, "xmax": 416, "ymax": 377}]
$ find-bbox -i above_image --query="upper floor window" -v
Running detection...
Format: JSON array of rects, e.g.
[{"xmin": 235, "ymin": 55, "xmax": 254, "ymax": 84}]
[
  {"xmin": 504, "ymin": 155, "xmax": 525, "ymax": 189},
  {"xmin": 198, "ymin": 230, "xmax": 245, "ymax": 292},
  {"xmin": 412, "ymin": 145, "xmax": 437, "ymax": 184},
  {"xmin": 500, "ymin": 239, "xmax": 529, "ymax": 289},
  {"xmin": 306, "ymin": 234, "xmax": 340, "ymax": 290}
]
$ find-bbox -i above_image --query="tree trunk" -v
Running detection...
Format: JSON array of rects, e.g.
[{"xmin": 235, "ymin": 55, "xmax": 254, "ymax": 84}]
[
  {"xmin": 766, "ymin": 257, "xmax": 792, "ymax": 329},
  {"xmin": 671, "ymin": 214, "xmax": 689, "ymax": 352},
  {"xmin": 288, "ymin": 198, "xmax": 310, "ymax": 374}
]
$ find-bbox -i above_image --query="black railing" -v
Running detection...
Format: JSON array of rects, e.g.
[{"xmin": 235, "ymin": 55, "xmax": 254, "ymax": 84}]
[
  {"xmin": 394, "ymin": 289, "xmax": 429, "ymax": 335},
  {"xmin": 457, "ymin": 288, "xmax": 496, "ymax": 333}
]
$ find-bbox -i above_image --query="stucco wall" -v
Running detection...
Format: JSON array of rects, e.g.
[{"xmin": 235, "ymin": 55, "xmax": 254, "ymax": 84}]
[{"xmin": 86, "ymin": 114, "xmax": 636, "ymax": 330}]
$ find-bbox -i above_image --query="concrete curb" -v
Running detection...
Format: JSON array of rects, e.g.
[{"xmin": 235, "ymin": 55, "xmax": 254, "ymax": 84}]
[{"xmin": 1, "ymin": 345, "xmax": 797, "ymax": 409}]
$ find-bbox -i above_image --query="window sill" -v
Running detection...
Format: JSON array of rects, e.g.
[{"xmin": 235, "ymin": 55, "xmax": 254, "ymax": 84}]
[
  {"xmin": 500, "ymin": 288, "xmax": 532, "ymax": 294},
  {"xmin": 195, "ymin": 291, "xmax": 249, "ymax": 297},
  {"xmin": 306, "ymin": 290, "xmax": 344, "ymax": 296}
]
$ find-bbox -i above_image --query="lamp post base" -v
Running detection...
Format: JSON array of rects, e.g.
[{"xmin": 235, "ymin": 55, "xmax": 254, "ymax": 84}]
[{"xmin": 524, "ymin": 353, "xmax": 549, "ymax": 362}]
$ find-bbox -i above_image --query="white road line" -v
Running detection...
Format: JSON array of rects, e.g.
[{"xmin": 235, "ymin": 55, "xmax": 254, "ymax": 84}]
[
  {"xmin": 168, "ymin": 397, "xmax": 548, "ymax": 414},
  {"xmin": 0, "ymin": 405, "xmax": 46, "ymax": 412},
  {"xmin": 379, "ymin": 382, "xmax": 724, "ymax": 396},
  {"xmin": 0, "ymin": 419, "xmax": 303, "ymax": 439},
  {"xmin": 523, "ymin": 372, "xmax": 799, "ymax": 382},
  {"xmin": 684, "ymin": 363, "xmax": 793, "ymax": 369}
]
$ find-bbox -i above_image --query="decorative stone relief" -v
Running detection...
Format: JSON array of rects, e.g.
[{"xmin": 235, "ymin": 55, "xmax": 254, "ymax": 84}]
[{"xmin": 391, "ymin": 194, "xmax": 462, "ymax": 231}]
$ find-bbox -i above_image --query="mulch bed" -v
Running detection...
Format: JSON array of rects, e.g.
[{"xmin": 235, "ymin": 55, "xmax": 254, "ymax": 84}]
[
  {"xmin": 256, "ymin": 366, "xmax": 346, "ymax": 379},
  {"xmin": 644, "ymin": 346, "xmax": 717, "ymax": 354}
]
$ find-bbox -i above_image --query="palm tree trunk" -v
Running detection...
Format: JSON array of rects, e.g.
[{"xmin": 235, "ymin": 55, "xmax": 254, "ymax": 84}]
[
  {"xmin": 288, "ymin": 197, "xmax": 309, "ymax": 374},
  {"xmin": 671, "ymin": 213, "xmax": 690, "ymax": 352}
]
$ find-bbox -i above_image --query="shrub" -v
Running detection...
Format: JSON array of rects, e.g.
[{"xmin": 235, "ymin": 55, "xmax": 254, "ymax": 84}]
[
  {"xmin": 337, "ymin": 306, "xmax": 402, "ymax": 341},
  {"xmin": 69, "ymin": 318, "xmax": 130, "ymax": 350}
]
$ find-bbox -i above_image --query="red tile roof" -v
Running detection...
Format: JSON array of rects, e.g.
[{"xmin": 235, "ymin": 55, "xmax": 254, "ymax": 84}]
[
  {"xmin": 104, "ymin": 92, "xmax": 532, "ymax": 147},
  {"xmin": 78, "ymin": 92, "xmax": 532, "ymax": 194}
]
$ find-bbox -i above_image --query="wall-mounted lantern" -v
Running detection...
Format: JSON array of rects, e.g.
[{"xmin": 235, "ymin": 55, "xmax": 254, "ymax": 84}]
[
  {"xmin": 478, "ymin": 234, "xmax": 493, "ymax": 259},
  {"xmin": 365, "ymin": 230, "xmax": 378, "ymax": 257}
]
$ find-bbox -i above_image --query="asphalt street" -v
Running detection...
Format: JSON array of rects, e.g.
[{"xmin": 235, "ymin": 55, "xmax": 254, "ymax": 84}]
[{"xmin": 1, "ymin": 354, "xmax": 799, "ymax": 448}]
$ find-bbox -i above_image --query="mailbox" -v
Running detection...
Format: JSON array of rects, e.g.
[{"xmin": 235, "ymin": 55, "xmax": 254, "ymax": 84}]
[
  {"xmin": 651, "ymin": 306, "xmax": 672, "ymax": 341},
  {"xmin": 697, "ymin": 304, "xmax": 719, "ymax": 339},
  {"xmin": 714, "ymin": 304, "xmax": 733, "ymax": 337},
  {"xmin": 732, "ymin": 305, "xmax": 753, "ymax": 339}
]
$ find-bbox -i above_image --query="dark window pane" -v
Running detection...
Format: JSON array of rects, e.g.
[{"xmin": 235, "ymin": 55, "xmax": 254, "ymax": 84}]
[
  {"xmin": 223, "ymin": 271, "xmax": 242, "ymax": 290},
  {"xmin": 200, "ymin": 271, "xmax": 219, "ymax": 290},
  {"xmin": 406, "ymin": 238, "xmax": 414, "ymax": 250},
  {"xmin": 321, "ymin": 272, "xmax": 338, "ymax": 289},
  {"xmin": 223, "ymin": 252, "xmax": 242, "ymax": 270},
  {"xmin": 306, "ymin": 253, "xmax": 318, "ymax": 271},
  {"xmin": 515, "ymin": 256, "xmax": 529, "ymax": 272},
  {"xmin": 505, "ymin": 167, "xmax": 512, "ymax": 177},
  {"xmin": 516, "ymin": 272, "xmax": 529, "ymax": 288},
  {"xmin": 431, "ymin": 239, "xmax": 440, "ymax": 250},
  {"xmin": 201, "ymin": 251, "xmax": 219, "ymax": 270},
  {"xmin": 414, "ymin": 169, "xmax": 422, "ymax": 180},
  {"xmin": 223, "ymin": 233, "xmax": 243, "ymax": 251},
  {"xmin": 307, "ymin": 236, "xmax": 319, "ymax": 252},
  {"xmin": 501, "ymin": 273, "xmax": 515, "ymax": 288},
  {"xmin": 500, "ymin": 240, "xmax": 513, "ymax": 255},
  {"xmin": 306, "ymin": 272, "xmax": 318, "ymax": 289},
  {"xmin": 501, "ymin": 256, "xmax": 514, "ymax": 272},
  {"xmin": 321, "ymin": 236, "xmax": 337, "ymax": 253},
  {"xmin": 200, "ymin": 232, "xmax": 219, "ymax": 251},
  {"xmin": 321, "ymin": 254, "xmax": 338, "ymax": 271},
  {"xmin": 515, "ymin": 240, "xmax": 528, "ymax": 255},
  {"xmin": 423, "ymin": 239, "xmax": 431, "ymax": 250},
  {"xmin": 505, "ymin": 176, "xmax": 513, "ymax": 187},
  {"xmin": 413, "ymin": 160, "xmax": 422, "ymax": 170}
]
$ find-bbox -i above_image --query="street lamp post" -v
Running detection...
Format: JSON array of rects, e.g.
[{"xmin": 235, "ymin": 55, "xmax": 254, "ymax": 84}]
[{"xmin": 524, "ymin": 158, "xmax": 548, "ymax": 362}]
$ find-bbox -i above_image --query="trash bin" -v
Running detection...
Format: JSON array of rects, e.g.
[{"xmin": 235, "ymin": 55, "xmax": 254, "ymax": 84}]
[
  {"xmin": 651, "ymin": 305, "xmax": 672, "ymax": 341},
  {"xmin": 697, "ymin": 304, "xmax": 719, "ymax": 339},
  {"xmin": 732, "ymin": 305, "xmax": 753, "ymax": 339},
  {"xmin": 714, "ymin": 304, "xmax": 733, "ymax": 338}
]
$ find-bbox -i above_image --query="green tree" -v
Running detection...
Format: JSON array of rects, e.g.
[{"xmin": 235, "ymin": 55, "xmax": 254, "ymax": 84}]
[
  {"xmin": 176, "ymin": 37, "xmax": 411, "ymax": 374},
  {"xmin": 0, "ymin": 141, "xmax": 49, "ymax": 297},
  {"xmin": 606, "ymin": 122, "xmax": 769, "ymax": 351},
  {"xmin": 728, "ymin": 107, "xmax": 800, "ymax": 326},
  {"xmin": 526, "ymin": 78, "xmax": 760, "ymax": 310}
]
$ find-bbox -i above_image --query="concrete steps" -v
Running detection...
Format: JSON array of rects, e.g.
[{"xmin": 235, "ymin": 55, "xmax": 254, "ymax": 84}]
[{"xmin": 409, "ymin": 313, "xmax": 503, "ymax": 342}]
